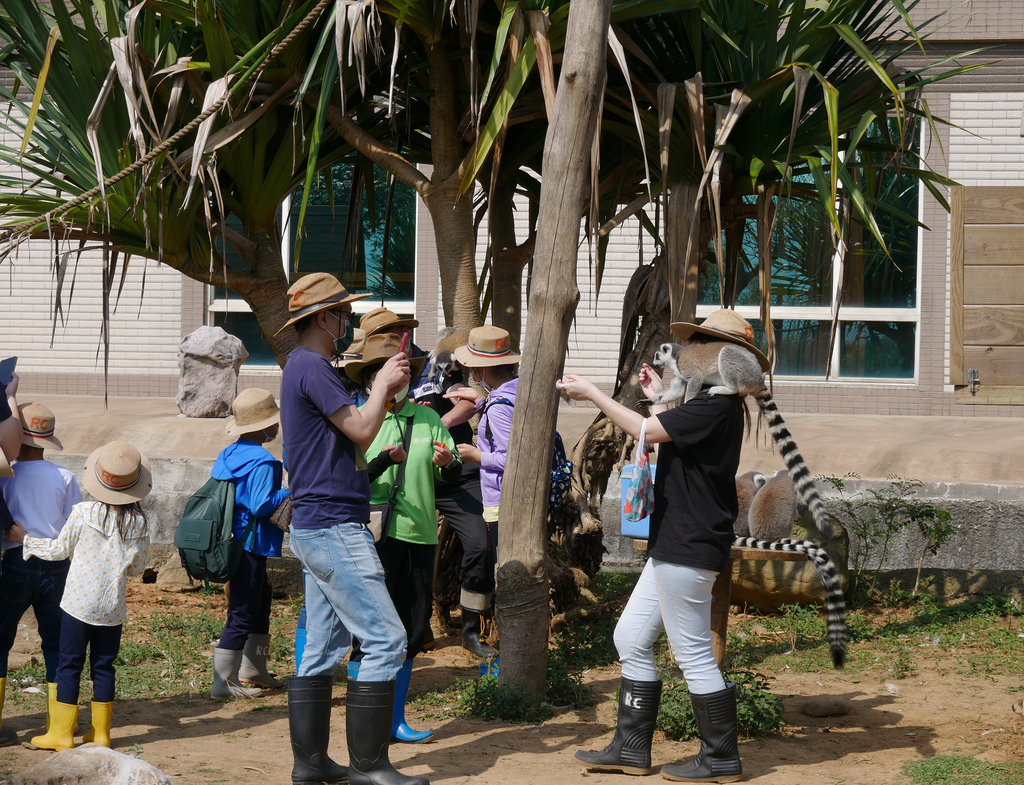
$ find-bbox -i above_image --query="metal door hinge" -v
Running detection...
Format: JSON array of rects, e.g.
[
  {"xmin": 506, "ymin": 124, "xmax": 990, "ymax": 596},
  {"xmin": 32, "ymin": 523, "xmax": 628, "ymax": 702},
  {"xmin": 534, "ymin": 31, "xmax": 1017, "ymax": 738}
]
[{"xmin": 967, "ymin": 368, "xmax": 980, "ymax": 393}]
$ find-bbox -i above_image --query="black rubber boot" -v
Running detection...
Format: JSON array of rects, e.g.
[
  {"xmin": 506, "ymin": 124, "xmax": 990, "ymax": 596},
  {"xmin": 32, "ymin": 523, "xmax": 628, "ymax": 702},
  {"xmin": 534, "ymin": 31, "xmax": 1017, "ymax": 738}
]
[
  {"xmin": 288, "ymin": 675, "xmax": 349, "ymax": 785},
  {"xmin": 575, "ymin": 678, "xmax": 662, "ymax": 775},
  {"xmin": 461, "ymin": 608, "xmax": 497, "ymax": 659},
  {"xmin": 346, "ymin": 680, "xmax": 429, "ymax": 785},
  {"xmin": 661, "ymin": 684, "xmax": 742, "ymax": 783}
]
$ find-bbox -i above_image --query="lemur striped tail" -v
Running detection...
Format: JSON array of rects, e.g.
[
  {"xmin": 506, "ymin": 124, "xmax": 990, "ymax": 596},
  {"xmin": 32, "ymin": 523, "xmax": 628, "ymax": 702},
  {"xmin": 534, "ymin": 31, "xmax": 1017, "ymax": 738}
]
[
  {"xmin": 734, "ymin": 536, "xmax": 847, "ymax": 668},
  {"xmin": 752, "ymin": 389, "xmax": 834, "ymax": 541}
]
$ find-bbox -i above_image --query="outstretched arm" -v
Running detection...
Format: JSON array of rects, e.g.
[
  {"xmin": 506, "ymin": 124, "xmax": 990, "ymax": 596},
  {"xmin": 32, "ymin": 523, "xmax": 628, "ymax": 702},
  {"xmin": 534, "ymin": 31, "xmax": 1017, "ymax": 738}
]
[{"xmin": 556, "ymin": 365, "xmax": 671, "ymax": 443}]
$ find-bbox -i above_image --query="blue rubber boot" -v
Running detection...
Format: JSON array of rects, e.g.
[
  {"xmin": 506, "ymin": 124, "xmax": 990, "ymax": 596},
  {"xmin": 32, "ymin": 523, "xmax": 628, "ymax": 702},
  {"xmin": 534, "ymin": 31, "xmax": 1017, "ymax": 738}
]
[
  {"xmin": 294, "ymin": 628, "xmax": 306, "ymax": 671},
  {"xmin": 347, "ymin": 660, "xmax": 360, "ymax": 681},
  {"xmin": 294, "ymin": 604, "xmax": 307, "ymax": 671},
  {"xmin": 392, "ymin": 659, "xmax": 433, "ymax": 744}
]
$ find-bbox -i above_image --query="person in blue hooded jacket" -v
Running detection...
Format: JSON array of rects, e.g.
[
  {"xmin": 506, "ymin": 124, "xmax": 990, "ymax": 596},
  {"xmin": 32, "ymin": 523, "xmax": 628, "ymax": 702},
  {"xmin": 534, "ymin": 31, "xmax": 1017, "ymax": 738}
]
[{"xmin": 209, "ymin": 388, "xmax": 290, "ymax": 699}]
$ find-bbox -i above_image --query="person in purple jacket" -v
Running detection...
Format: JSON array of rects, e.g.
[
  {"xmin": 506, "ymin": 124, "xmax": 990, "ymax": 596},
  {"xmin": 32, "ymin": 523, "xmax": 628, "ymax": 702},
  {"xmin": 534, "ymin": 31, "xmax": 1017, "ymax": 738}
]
[
  {"xmin": 209, "ymin": 388, "xmax": 290, "ymax": 700},
  {"xmin": 444, "ymin": 326, "xmax": 521, "ymax": 655}
]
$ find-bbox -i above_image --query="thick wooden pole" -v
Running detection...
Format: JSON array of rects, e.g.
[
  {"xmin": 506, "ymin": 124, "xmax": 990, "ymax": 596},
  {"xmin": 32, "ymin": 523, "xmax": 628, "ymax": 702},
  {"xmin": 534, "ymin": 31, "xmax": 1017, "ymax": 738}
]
[{"xmin": 496, "ymin": 0, "xmax": 612, "ymax": 695}]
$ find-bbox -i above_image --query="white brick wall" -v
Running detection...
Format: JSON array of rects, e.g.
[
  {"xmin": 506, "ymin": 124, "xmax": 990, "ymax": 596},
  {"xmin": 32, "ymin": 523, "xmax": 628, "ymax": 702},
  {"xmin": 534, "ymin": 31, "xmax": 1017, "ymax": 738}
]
[
  {"xmin": 949, "ymin": 93, "xmax": 1024, "ymax": 185},
  {"xmin": 0, "ymin": 125, "xmax": 184, "ymax": 377}
]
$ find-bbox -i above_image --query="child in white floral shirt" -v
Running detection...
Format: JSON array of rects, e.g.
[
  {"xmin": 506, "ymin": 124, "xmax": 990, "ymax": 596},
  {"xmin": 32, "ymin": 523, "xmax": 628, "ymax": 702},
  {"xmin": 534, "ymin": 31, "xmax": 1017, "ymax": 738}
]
[{"xmin": 8, "ymin": 440, "xmax": 151, "ymax": 752}]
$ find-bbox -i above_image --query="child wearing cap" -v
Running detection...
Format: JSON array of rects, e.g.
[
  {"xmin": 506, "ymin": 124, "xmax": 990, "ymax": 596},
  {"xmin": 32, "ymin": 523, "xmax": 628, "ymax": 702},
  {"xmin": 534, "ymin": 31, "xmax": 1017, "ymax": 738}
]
[
  {"xmin": 0, "ymin": 403, "xmax": 81, "ymax": 747},
  {"xmin": 7, "ymin": 440, "xmax": 152, "ymax": 752},
  {"xmin": 209, "ymin": 388, "xmax": 289, "ymax": 700}
]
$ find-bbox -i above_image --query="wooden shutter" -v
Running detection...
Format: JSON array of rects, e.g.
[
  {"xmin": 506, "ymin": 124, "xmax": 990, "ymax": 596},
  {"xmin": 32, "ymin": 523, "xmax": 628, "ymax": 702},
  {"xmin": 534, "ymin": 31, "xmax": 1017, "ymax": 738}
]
[{"xmin": 950, "ymin": 186, "xmax": 1024, "ymax": 404}]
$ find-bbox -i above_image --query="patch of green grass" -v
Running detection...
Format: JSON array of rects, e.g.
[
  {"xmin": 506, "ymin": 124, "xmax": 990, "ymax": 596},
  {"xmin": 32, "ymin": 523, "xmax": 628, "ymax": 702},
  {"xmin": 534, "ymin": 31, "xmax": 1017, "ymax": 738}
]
[
  {"xmin": 903, "ymin": 755, "xmax": 1024, "ymax": 785},
  {"xmin": 414, "ymin": 653, "xmax": 592, "ymax": 723},
  {"xmin": 726, "ymin": 593, "xmax": 1024, "ymax": 681}
]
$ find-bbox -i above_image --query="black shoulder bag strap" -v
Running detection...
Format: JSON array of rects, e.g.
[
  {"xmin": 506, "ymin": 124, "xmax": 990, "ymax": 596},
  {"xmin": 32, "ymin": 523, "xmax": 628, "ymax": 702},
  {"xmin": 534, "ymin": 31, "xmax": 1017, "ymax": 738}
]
[{"xmin": 379, "ymin": 414, "xmax": 415, "ymax": 543}]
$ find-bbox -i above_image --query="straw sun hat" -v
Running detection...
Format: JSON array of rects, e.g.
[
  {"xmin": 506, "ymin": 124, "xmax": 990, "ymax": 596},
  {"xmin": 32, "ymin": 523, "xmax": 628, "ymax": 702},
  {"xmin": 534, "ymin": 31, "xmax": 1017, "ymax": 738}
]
[
  {"xmin": 82, "ymin": 441, "xmax": 152, "ymax": 505},
  {"xmin": 225, "ymin": 388, "xmax": 281, "ymax": 437},
  {"xmin": 275, "ymin": 272, "xmax": 370, "ymax": 335},
  {"xmin": 453, "ymin": 326, "xmax": 521, "ymax": 368},
  {"xmin": 18, "ymin": 402, "xmax": 63, "ymax": 451},
  {"xmin": 344, "ymin": 333, "xmax": 427, "ymax": 384},
  {"xmin": 360, "ymin": 306, "xmax": 419, "ymax": 337},
  {"xmin": 670, "ymin": 309, "xmax": 771, "ymax": 373}
]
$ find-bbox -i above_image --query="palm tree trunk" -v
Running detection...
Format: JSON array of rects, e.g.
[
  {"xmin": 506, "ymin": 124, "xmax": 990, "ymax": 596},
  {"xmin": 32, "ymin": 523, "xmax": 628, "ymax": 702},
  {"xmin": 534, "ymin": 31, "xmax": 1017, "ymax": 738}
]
[
  {"xmin": 496, "ymin": 0, "xmax": 612, "ymax": 697},
  {"xmin": 424, "ymin": 185, "xmax": 482, "ymax": 328},
  {"xmin": 488, "ymin": 182, "xmax": 532, "ymax": 349}
]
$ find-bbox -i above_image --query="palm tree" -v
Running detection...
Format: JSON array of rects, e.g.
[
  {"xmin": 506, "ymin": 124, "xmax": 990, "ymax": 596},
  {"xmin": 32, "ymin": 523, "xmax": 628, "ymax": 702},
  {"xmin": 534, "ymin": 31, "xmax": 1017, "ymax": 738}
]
[{"xmin": 0, "ymin": 0, "xmax": 382, "ymax": 365}]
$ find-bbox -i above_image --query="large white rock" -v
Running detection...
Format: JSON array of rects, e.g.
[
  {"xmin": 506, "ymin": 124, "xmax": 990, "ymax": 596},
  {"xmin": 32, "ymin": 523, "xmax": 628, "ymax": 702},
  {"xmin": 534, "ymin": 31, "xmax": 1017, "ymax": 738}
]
[
  {"xmin": 176, "ymin": 326, "xmax": 248, "ymax": 418},
  {"xmin": 17, "ymin": 743, "xmax": 172, "ymax": 785}
]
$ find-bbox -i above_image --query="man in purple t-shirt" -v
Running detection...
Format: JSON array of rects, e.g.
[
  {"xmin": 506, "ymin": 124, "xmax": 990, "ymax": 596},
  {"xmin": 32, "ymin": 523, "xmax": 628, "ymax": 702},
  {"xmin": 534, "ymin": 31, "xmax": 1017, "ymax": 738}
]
[{"xmin": 278, "ymin": 273, "xmax": 426, "ymax": 785}]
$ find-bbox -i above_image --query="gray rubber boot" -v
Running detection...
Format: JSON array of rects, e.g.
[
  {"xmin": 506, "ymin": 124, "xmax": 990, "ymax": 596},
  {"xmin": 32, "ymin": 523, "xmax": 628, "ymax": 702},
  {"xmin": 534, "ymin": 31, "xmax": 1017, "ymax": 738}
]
[
  {"xmin": 661, "ymin": 684, "xmax": 742, "ymax": 783},
  {"xmin": 211, "ymin": 648, "xmax": 263, "ymax": 699},
  {"xmin": 575, "ymin": 678, "xmax": 662, "ymax": 775},
  {"xmin": 239, "ymin": 633, "xmax": 283, "ymax": 688}
]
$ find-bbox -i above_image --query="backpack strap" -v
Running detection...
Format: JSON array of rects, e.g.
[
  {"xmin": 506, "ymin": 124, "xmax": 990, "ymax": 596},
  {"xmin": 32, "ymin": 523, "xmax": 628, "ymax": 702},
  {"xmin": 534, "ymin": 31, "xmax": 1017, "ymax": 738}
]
[{"xmin": 482, "ymin": 396, "xmax": 514, "ymax": 442}]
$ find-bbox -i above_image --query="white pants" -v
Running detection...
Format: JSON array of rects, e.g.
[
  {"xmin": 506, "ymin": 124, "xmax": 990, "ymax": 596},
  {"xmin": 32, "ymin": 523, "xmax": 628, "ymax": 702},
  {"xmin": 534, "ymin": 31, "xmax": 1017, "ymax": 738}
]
[{"xmin": 614, "ymin": 557, "xmax": 727, "ymax": 696}]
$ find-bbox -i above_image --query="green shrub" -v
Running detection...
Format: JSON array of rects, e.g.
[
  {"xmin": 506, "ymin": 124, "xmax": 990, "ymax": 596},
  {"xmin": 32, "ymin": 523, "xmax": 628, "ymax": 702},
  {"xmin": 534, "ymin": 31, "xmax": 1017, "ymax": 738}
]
[{"xmin": 657, "ymin": 671, "xmax": 785, "ymax": 741}]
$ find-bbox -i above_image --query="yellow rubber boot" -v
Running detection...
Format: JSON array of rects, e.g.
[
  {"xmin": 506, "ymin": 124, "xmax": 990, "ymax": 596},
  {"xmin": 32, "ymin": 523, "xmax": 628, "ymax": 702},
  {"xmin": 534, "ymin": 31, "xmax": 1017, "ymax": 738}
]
[
  {"xmin": 82, "ymin": 701, "xmax": 112, "ymax": 747},
  {"xmin": 0, "ymin": 677, "xmax": 18, "ymax": 747},
  {"xmin": 30, "ymin": 700, "xmax": 77, "ymax": 751},
  {"xmin": 47, "ymin": 683, "xmax": 77, "ymax": 734}
]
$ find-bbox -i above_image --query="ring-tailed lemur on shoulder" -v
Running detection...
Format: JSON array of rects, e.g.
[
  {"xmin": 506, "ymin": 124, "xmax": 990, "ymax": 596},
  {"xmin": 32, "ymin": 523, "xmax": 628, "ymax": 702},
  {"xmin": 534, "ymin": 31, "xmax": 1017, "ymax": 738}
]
[
  {"xmin": 642, "ymin": 340, "xmax": 835, "ymax": 542},
  {"xmin": 641, "ymin": 340, "xmax": 847, "ymax": 667}
]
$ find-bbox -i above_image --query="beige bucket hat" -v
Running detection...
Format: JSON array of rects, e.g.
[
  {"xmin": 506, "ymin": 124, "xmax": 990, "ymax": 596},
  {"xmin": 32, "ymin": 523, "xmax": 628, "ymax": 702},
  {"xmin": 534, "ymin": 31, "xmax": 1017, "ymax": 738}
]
[
  {"xmin": 276, "ymin": 273, "xmax": 370, "ymax": 335},
  {"xmin": 671, "ymin": 309, "xmax": 771, "ymax": 373},
  {"xmin": 454, "ymin": 326, "xmax": 522, "ymax": 368},
  {"xmin": 344, "ymin": 333, "xmax": 426, "ymax": 384},
  {"xmin": 18, "ymin": 402, "xmax": 63, "ymax": 451},
  {"xmin": 360, "ymin": 306, "xmax": 419, "ymax": 337},
  {"xmin": 225, "ymin": 388, "xmax": 281, "ymax": 437},
  {"xmin": 83, "ymin": 441, "xmax": 152, "ymax": 505}
]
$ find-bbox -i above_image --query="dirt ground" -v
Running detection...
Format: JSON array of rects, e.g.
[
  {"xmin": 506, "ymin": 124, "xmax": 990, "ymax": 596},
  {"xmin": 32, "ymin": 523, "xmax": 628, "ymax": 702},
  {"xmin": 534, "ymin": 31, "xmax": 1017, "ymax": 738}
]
[{"xmin": 1, "ymin": 583, "xmax": 1022, "ymax": 785}]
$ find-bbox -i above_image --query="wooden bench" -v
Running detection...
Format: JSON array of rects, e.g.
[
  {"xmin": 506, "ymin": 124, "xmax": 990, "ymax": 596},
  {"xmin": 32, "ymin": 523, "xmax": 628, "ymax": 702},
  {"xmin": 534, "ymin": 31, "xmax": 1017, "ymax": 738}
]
[{"xmin": 633, "ymin": 541, "xmax": 808, "ymax": 668}]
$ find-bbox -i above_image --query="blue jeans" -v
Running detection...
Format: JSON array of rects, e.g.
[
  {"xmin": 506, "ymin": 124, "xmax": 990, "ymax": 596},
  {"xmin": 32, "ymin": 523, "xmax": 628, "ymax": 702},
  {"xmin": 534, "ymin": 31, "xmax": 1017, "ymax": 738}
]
[
  {"xmin": 289, "ymin": 521, "xmax": 406, "ymax": 682},
  {"xmin": 0, "ymin": 549, "xmax": 69, "ymax": 681}
]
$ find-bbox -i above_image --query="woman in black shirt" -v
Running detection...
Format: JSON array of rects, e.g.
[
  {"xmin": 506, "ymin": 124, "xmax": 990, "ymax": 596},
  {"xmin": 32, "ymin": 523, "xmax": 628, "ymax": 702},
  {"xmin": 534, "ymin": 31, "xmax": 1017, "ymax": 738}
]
[{"xmin": 559, "ymin": 310, "xmax": 766, "ymax": 783}]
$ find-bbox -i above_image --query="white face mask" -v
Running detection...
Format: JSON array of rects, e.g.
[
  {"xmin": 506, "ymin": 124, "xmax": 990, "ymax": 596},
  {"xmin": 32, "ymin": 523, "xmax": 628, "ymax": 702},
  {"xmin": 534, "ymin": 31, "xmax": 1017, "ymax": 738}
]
[
  {"xmin": 473, "ymin": 369, "xmax": 492, "ymax": 393},
  {"xmin": 393, "ymin": 383, "xmax": 409, "ymax": 404}
]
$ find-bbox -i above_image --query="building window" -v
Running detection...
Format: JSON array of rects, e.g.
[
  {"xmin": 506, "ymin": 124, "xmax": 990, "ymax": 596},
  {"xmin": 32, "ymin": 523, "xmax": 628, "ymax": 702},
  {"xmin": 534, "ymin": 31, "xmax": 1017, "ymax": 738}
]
[
  {"xmin": 209, "ymin": 164, "xmax": 417, "ymax": 366},
  {"xmin": 699, "ymin": 119, "xmax": 921, "ymax": 381}
]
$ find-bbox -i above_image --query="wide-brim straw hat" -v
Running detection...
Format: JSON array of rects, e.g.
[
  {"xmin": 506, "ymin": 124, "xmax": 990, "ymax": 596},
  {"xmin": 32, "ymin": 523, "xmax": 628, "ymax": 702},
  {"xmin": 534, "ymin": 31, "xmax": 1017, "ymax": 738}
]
[
  {"xmin": 671, "ymin": 309, "xmax": 771, "ymax": 373},
  {"xmin": 454, "ymin": 326, "xmax": 522, "ymax": 368},
  {"xmin": 275, "ymin": 273, "xmax": 370, "ymax": 335},
  {"xmin": 360, "ymin": 306, "xmax": 419, "ymax": 337},
  {"xmin": 82, "ymin": 441, "xmax": 152, "ymax": 505},
  {"xmin": 344, "ymin": 333, "xmax": 426, "ymax": 384},
  {"xmin": 18, "ymin": 402, "xmax": 63, "ymax": 451},
  {"xmin": 225, "ymin": 388, "xmax": 281, "ymax": 437}
]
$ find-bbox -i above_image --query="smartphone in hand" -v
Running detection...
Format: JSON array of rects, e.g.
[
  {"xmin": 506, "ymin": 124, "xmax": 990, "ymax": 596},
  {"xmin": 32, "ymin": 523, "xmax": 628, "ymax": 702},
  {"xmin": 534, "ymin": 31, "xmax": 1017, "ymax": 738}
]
[
  {"xmin": 399, "ymin": 331, "xmax": 410, "ymax": 355},
  {"xmin": 0, "ymin": 357, "xmax": 16, "ymax": 388}
]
